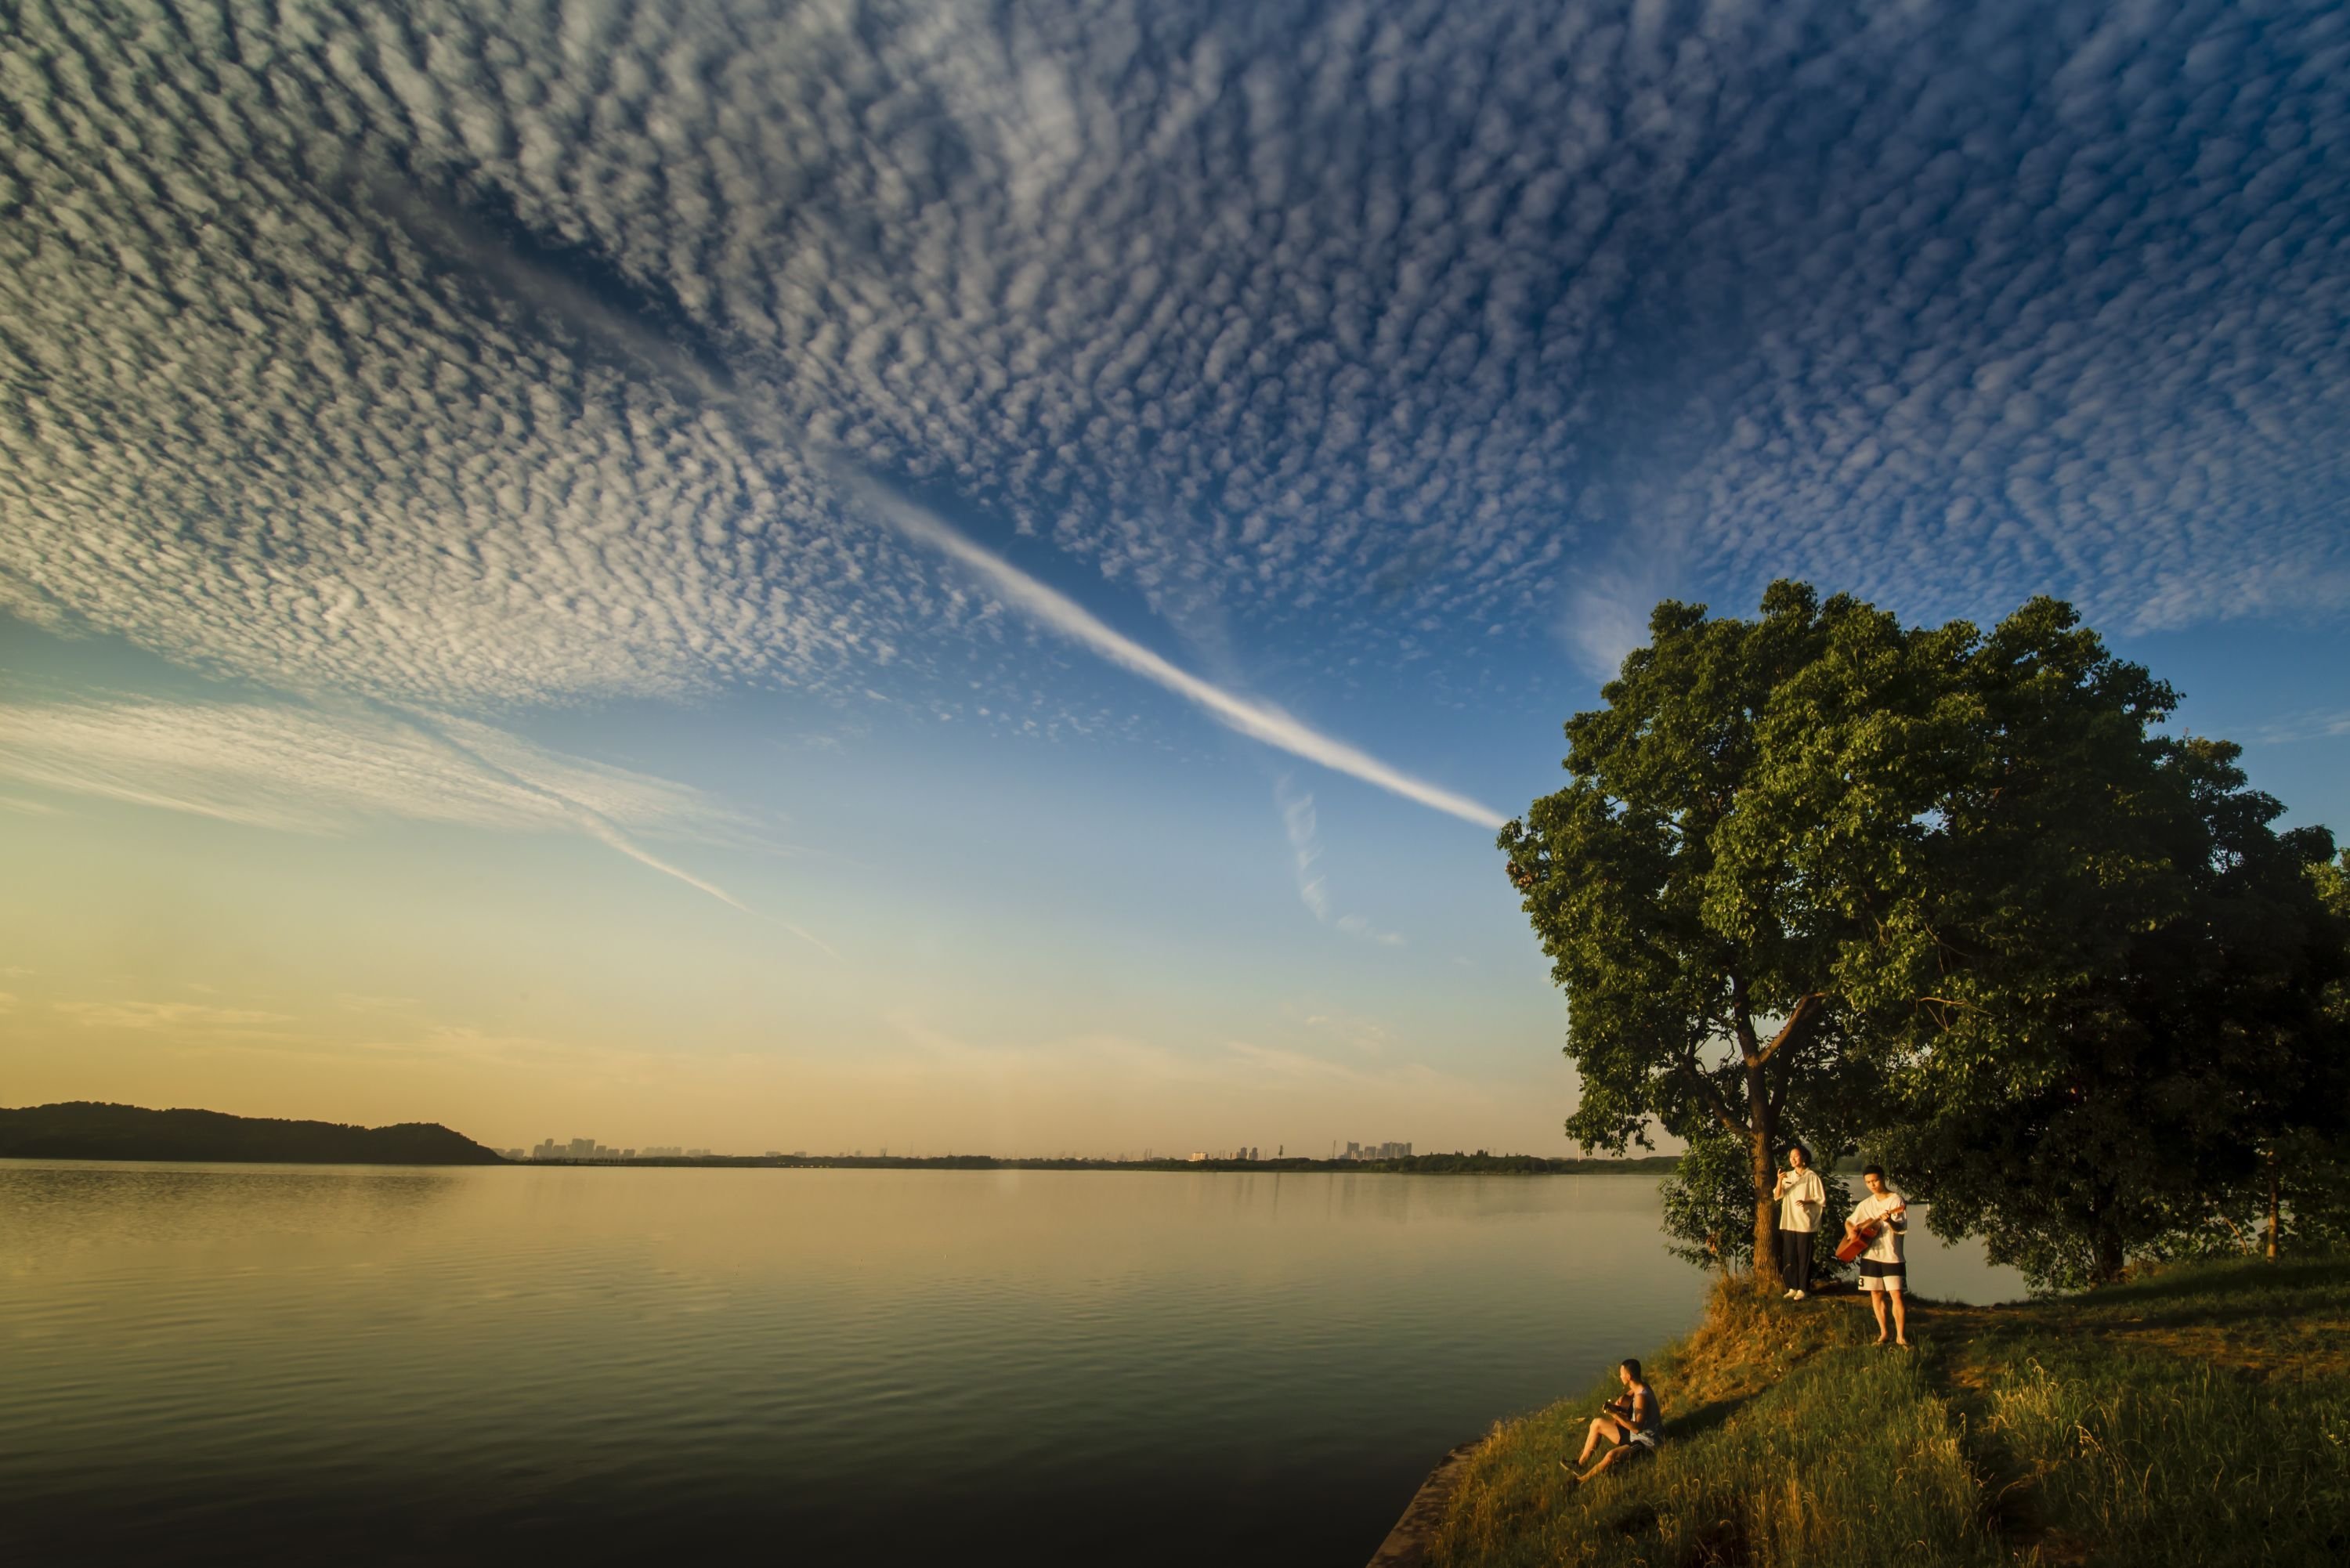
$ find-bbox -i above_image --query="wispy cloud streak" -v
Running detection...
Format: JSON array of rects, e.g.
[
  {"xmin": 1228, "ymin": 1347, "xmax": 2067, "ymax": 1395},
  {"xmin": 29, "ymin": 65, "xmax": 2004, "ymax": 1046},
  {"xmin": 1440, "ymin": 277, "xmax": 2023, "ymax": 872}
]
[
  {"xmin": 1275, "ymin": 775, "xmax": 1406, "ymax": 945},
  {"xmin": 857, "ymin": 482, "xmax": 1505, "ymax": 829},
  {"xmin": 0, "ymin": 697, "xmax": 797, "ymax": 926}
]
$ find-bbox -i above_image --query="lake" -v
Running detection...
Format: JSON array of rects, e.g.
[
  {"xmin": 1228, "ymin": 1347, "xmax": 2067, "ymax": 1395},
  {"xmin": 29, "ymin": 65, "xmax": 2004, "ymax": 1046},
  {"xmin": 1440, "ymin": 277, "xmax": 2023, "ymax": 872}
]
[{"xmin": 0, "ymin": 1162, "xmax": 2023, "ymax": 1566}]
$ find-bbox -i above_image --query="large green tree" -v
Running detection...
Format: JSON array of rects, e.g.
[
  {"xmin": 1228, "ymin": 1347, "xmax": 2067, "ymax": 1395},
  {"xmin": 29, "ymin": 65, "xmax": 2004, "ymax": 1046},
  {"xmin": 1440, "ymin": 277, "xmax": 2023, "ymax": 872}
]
[
  {"xmin": 1896, "ymin": 764, "xmax": 2348, "ymax": 1288},
  {"xmin": 1501, "ymin": 581, "xmax": 1966, "ymax": 1288},
  {"xmin": 1500, "ymin": 584, "xmax": 2305, "ymax": 1291}
]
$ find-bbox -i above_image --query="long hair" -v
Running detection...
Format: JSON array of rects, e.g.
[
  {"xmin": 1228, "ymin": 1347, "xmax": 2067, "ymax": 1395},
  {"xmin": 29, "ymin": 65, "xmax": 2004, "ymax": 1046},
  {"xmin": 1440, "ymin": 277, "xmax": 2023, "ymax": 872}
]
[{"xmin": 1619, "ymin": 1357, "xmax": 1643, "ymax": 1382}]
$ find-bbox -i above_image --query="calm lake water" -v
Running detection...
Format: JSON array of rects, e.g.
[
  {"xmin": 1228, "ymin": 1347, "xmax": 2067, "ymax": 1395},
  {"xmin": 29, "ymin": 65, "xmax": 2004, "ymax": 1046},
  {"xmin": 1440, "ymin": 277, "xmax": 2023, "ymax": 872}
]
[{"xmin": 0, "ymin": 1163, "xmax": 2023, "ymax": 1566}]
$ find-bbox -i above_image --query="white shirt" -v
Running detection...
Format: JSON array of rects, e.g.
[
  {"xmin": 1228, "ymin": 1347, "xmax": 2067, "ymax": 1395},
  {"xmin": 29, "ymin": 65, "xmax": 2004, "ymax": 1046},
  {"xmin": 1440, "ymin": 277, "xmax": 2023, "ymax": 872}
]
[
  {"xmin": 1850, "ymin": 1189, "xmax": 1907, "ymax": 1264},
  {"xmin": 1775, "ymin": 1167, "xmax": 1825, "ymax": 1232}
]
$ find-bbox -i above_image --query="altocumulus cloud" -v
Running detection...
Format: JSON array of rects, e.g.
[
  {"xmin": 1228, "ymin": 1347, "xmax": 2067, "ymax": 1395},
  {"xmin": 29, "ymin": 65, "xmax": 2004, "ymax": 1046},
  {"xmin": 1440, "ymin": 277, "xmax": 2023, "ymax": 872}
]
[{"xmin": 2, "ymin": 0, "xmax": 2345, "ymax": 720}]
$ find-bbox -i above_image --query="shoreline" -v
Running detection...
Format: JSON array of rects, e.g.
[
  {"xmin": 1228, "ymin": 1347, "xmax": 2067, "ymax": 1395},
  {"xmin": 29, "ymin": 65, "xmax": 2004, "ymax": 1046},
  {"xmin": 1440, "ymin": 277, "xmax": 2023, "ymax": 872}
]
[
  {"xmin": 3, "ymin": 1151, "xmax": 1682, "ymax": 1175},
  {"xmin": 1365, "ymin": 1441, "xmax": 1481, "ymax": 1568},
  {"xmin": 513, "ymin": 1153, "xmax": 1681, "ymax": 1174}
]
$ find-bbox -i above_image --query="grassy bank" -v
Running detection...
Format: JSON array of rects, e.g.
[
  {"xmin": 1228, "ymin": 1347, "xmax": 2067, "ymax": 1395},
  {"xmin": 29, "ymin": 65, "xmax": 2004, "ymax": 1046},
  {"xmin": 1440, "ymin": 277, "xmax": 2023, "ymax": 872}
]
[{"xmin": 1431, "ymin": 1256, "xmax": 2350, "ymax": 1566}]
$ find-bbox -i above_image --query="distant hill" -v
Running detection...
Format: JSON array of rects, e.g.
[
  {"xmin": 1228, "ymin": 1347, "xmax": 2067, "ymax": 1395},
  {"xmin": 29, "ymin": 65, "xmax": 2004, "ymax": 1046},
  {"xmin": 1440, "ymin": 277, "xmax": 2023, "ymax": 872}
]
[{"xmin": 0, "ymin": 1102, "xmax": 508, "ymax": 1165}]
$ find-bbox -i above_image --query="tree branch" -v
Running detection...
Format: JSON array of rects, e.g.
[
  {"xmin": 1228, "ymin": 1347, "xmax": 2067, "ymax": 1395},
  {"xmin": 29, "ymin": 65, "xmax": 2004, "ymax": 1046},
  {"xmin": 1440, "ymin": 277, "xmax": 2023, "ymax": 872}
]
[
  {"xmin": 1729, "ymin": 970, "xmax": 1761, "ymax": 1062},
  {"xmin": 1675, "ymin": 1044, "xmax": 1750, "ymax": 1139},
  {"xmin": 1753, "ymin": 992, "xmax": 1825, "ymax": 1067}
]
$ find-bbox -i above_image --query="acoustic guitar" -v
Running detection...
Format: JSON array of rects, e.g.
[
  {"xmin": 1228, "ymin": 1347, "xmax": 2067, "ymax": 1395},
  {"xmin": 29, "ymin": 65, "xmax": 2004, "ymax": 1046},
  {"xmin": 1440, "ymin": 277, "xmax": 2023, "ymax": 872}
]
[{"xmin": 1834, "ymin": 1218, "xmax": 1882, "ymax": 1263}]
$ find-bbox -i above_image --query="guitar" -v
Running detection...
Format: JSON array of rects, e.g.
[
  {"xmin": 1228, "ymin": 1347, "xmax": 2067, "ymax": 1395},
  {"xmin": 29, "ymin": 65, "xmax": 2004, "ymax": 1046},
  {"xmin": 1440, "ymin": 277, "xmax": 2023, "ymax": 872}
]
[{"xmin": 1834, "ymin": 1217, "xmax": 1882, "ymax": 1263}]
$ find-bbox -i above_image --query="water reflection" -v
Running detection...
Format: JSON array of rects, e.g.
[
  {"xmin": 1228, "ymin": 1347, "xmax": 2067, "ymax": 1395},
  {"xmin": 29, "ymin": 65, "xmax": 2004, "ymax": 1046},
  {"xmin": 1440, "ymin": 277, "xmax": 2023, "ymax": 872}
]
[{"xmin": 0, "ymin": 1163, "xmax": 2019, "ymax": 1567}]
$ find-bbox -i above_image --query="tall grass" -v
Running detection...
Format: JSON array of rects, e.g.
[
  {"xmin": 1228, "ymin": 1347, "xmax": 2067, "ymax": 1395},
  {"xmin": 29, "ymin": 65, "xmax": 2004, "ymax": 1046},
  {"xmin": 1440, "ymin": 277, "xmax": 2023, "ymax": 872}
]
[
  {"xmin": 1983, "ymin": 1347, "xmax": 2350, "ymax": 1565},
  {"xmin": 1431, "ymin": 1257, "xmax": 2350, "ymax": 1566},
  {"xmin": 1433, "ymin": 1286, "xmax": 2002, "ymax": 1568}
]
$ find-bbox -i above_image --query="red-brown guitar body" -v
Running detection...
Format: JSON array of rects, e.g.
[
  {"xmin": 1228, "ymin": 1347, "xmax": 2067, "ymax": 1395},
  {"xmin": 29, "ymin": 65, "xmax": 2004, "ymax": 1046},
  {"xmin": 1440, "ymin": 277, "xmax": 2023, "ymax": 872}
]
[{"xmin": 1835, "ymin": 1220, "xmax": 1882, "ymax": 1263}]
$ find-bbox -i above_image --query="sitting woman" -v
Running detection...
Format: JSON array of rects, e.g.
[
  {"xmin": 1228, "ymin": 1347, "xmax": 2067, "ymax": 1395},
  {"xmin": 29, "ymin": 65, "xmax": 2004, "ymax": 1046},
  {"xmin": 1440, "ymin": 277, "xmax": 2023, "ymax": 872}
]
[{"xmin": 1561, "ymin": 1358, "xmax": 1664, "ymax": 1484}]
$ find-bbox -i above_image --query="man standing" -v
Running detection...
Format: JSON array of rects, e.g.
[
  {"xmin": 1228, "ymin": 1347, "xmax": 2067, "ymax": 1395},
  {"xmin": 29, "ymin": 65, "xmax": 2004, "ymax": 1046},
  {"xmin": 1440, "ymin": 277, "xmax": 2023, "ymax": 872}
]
[
  {"xmin": 1774, "ymin": 1144, "xmax": 1825, "ymax": 1299},
  {"xmin": 1846, "ymin": 1165, "xmax": 1910, "ymax": 1347}
]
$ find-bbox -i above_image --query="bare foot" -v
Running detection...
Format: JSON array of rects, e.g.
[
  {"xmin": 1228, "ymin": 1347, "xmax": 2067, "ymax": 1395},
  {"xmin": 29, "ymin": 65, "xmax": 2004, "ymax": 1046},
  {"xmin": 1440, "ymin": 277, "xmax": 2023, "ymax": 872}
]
[{"xmin": 1875, "ymin": 1335, "xmax": 1889, "ymax": 1345}]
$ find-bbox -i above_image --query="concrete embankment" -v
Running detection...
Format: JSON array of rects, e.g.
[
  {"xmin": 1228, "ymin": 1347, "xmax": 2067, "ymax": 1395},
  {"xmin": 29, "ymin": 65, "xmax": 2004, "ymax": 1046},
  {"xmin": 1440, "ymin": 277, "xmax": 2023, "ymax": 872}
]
[{"xmin": 1363, "ymin": 1440, "xmax": 1478, "ymax": 1568}]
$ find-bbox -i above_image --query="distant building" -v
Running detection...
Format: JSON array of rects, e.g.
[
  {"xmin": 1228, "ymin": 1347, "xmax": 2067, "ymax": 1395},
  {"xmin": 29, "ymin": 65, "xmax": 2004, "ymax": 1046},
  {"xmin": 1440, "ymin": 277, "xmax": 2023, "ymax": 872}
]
[
  {"xmin": 1340, "ymin": 1140, "xmax": 1413, "ymax": 1161},
  {"xmin": 531, "ymin": 1139, "xmax": 561, "ymax": 1161},
  {"xmin": 621, "ymin": 1149, "xmax": 636, "ymax": 1160},
  {"xmin": 1188, "ymin": 1151, "xmax": 1208, "ymax": 1162},
  {"xmin": 567, "ymin": 1136, "xmax": 595, "ymax": 1160}
]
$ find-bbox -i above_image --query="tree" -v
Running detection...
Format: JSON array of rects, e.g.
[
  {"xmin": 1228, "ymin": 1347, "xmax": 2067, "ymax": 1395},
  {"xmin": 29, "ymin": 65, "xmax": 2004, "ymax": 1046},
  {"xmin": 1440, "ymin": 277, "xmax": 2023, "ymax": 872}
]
[
  {"xmin": 1502, "ymin": 581, "xmax": 1962, "ymax": 1288},
  {"xmin": 1502, "ymin": 583, "xmax": 2337, "ymax": 1292},
  {"xmin": 1899, "ymin": 790, "xmax": 2348, "ymax": 1289},
  {"xmin": 1659, "ymin": 1121, "xmax": 1853, "ymax": 1278}
]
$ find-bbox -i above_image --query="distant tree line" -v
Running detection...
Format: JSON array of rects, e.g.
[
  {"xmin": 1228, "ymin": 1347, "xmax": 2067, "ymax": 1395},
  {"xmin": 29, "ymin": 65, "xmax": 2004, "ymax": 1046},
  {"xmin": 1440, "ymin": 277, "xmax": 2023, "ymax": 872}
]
[
  {"xmin": 0, "ymin": 1103, "xmax": 507, "ymax": 1165},
  {"xmin": 1502, "ymin": 583, "xmax": 2350, "ymax": 1292}
]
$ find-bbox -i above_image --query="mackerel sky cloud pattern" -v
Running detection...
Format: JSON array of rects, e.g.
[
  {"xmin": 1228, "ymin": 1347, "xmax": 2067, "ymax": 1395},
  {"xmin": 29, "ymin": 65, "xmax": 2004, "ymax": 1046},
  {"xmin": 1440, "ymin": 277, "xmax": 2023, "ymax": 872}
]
[{"xmin": 4, "ymin": 0, "xmax": 2348, "ymax": 718}]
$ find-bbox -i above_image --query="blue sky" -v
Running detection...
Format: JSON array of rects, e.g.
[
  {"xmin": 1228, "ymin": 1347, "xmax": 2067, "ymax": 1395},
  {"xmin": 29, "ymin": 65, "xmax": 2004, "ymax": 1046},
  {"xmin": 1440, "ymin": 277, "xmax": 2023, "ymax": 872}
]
[{"xmin": 3, "ymin": 0, "xmax": 2347, "ymax": 1153}]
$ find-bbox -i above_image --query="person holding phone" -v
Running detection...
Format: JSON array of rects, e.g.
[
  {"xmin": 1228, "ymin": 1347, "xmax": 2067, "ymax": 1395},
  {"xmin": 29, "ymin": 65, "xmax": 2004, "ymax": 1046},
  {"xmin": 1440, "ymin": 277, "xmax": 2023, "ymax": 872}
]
[{"xmin": 1774, "ymin": 1143, "xmax": 1825, "ymax": 1299}]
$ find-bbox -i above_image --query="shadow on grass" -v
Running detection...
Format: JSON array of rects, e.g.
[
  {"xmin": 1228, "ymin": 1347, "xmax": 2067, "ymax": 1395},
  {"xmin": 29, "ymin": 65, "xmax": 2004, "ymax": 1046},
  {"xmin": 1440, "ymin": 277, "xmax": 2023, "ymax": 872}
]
[
  {"xmin": 2059, "ymin": 1256, "xmax": 2350, "ymax": 1313},
  {"xmin": 1655, "ymin": 1387, "xmax": 1759, "ymax": 1446}
]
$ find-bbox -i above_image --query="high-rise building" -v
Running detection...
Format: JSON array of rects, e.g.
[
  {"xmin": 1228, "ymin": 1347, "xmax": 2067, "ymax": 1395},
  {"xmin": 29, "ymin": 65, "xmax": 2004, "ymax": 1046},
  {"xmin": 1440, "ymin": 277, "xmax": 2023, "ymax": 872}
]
[{"xmin": 567, "ymin": 1136, "xmax": 595, "ymax": 1160}]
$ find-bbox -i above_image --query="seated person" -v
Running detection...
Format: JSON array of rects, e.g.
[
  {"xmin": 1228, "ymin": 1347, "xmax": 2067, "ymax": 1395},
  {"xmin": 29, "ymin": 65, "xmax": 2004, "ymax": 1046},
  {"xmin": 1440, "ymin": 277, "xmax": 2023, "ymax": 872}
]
[{"xmin": 1561, "ymin": 1358, "xmax": 1664, "ymax": 1484}]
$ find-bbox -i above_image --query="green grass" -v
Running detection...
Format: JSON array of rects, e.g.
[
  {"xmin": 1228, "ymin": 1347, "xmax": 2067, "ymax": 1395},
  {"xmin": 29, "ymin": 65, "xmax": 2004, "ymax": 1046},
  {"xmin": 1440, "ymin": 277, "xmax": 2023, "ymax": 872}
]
[
  {"xmin": 1431, "ymin": 1256, "xmax": 2350, "ymax": 1566},
  {"xmin": 1974, "ymin": 1348, "xmax": 2350, "ymax": 1563}
]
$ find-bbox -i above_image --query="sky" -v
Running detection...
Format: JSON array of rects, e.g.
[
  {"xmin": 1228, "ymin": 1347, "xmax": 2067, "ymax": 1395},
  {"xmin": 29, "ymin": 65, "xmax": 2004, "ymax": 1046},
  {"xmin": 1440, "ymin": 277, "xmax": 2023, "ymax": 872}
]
[{"xmin": 5, "ymin": 0, "xmax": 2348, "ymax": 1157}]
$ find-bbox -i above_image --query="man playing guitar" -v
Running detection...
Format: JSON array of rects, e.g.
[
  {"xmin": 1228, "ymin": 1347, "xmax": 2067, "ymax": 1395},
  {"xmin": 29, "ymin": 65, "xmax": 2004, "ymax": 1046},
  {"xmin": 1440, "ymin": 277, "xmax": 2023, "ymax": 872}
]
[{"xmin": 1842, "ymin": 1165, "xmax": 1911, "ymax": 1347}]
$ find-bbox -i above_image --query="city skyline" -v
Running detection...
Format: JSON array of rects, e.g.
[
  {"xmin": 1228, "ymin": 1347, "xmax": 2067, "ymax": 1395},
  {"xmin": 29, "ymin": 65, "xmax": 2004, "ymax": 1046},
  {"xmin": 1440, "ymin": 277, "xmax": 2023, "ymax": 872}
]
[{"xmin": 505, "ymin": 1136, "xmax": 1426, "ymax": 1162}]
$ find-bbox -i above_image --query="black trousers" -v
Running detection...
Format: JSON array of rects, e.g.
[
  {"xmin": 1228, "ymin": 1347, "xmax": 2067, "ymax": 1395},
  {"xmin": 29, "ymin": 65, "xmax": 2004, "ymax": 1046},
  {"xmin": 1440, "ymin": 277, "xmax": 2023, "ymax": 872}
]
[{"xmin": 1777, "ymin": 1227, "xmax": 1815, "ymax": 1288}]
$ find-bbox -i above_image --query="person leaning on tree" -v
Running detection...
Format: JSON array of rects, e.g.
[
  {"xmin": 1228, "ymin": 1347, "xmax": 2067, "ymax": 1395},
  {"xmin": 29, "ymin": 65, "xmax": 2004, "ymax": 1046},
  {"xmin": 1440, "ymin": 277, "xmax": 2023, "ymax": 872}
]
[
  {"xmin": 1846, "ymin": 1165, "xmax": 1911, "ymax": 1347},
  {"xmin": 1773, "ymin": 1143, "xmax": 1825, "ymax": 1299}
]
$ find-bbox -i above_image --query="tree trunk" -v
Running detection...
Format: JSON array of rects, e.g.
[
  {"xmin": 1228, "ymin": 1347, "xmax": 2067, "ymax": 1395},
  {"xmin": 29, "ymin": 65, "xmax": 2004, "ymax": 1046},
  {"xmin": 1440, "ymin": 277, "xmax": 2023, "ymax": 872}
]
[
  {"xmin": 2088, "ymin": 1181, "xmax": 2126, "ymax": 1284},
  {"xmin": 2266, "ymin": 1153, "xmax": 2280, "ymax": 1262},
  {"xmin": 1748, "ymin": 1066, "xmax": 1781, "ymax": 1293}
]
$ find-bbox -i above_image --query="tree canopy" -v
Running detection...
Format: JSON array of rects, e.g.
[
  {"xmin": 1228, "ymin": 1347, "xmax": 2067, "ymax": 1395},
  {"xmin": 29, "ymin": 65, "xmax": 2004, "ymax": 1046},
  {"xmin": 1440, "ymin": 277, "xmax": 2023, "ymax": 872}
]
[
  {"xmin": 1501, "ymin": 581, "xmax": 1940, "ymax": 1286},
  {"xmin": 1503, "ymin": 582, "xmax": 2348, "ymax": 1291},
  {"xmin": 1895, "ymin": 756, "xmax": 2348, "ymax": 1288}
]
